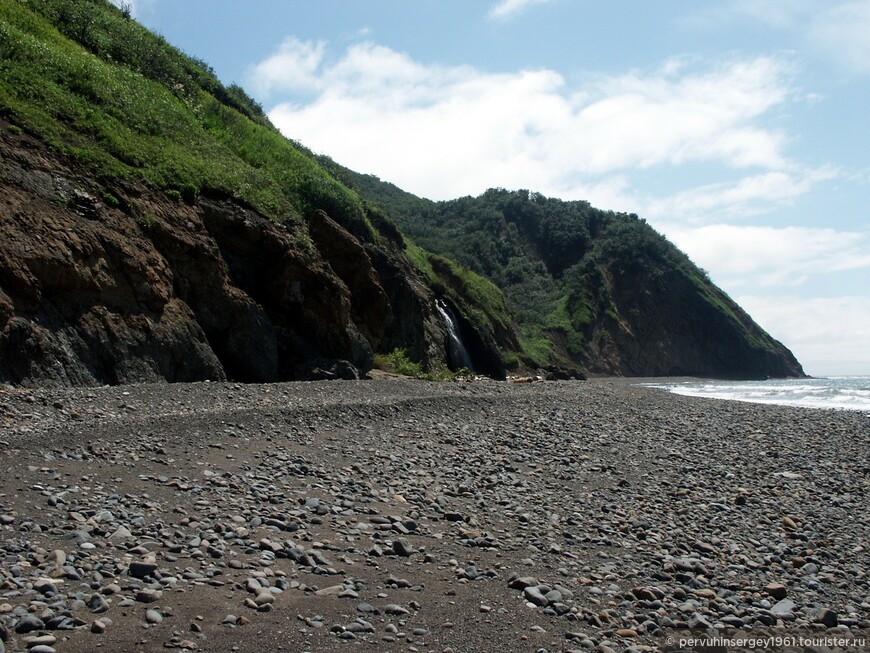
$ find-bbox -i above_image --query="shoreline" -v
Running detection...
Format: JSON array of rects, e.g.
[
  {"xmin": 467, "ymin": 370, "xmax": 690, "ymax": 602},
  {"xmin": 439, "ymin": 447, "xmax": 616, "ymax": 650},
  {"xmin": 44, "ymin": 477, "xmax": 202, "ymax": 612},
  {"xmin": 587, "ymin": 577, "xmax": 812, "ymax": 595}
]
[
  {"xmin": 631, "ymin": 376, "xmax": 870, "ymax": 415},
  {"xmin": 1, "ymin": 380, "xmax": 868, "ymax": 652}
]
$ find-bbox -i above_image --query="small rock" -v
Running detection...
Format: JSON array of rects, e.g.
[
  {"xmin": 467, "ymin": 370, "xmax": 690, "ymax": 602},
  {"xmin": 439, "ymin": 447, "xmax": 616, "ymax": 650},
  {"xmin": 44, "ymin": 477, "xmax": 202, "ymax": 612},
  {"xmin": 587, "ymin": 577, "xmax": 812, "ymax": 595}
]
[
  {"xmin": 770, "ymin": 599, "xmax": 796, "ymax": 619},
  {"xmin": 765, "ymin": 583, "xmax": 788, "ymax": 600},
  {"xmin": 128, "ymin": 561, "xmax": 158, "ymax": 579},
  {"xmin": 815, "ymin": 608, "xmax": 838, "ymax": 627},
  {"xmin": 88, "ymin": 594, "xmax": 110, "ymax": 613},
  {"xmin": 314, "ymin": 585, "xmax": 343, "ymax": 596},
  {"xmin": 631, "ymin": 587, "xmax": 657, "ymax": 602},
  {"xmin": 136, "ymin": 589, "xmax": 163, "ymax": 603},
  {"xmin": 15, "ymin": 616, "xmax": 44, "ymax": 634},
  {"xmin": 108, "ymin": 525, "xmax": 133, "ymax": 541},
  {"xmin": 392, "ymin": 538, "xmax": 414, "ymax": 557},
  {"xmin": 24, "ymin": 635, "xmax": 57, "ymax": 648},
  {"xmin": 357, "ymin": 603, "xmax": 380, "ymax": 614},
  {"xmin": 253, "ymin": 592, "xmax": 274, "ymax": 606},
  {"xmin": 523, "ymin": 586, "xmax": 549, "ymax": 607},
  {"xmin": 51, "ymin": 550, "xmax": 66, "ymax": 567},
  {"xmin": 34, "ymin": 578, "xmax": 59, "ymax": 596},
  {"xmin": 509, "ymin": 576, "xmax": 538, "ymax": 590}
]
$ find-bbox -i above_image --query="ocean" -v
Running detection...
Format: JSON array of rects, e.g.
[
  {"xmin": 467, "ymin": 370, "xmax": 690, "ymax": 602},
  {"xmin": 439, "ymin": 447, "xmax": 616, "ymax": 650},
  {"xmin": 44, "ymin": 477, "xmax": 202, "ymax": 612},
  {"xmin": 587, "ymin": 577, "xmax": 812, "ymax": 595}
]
[{"xmin": 645, "ymin": 376, "xmax": 870, "ymax": 413}]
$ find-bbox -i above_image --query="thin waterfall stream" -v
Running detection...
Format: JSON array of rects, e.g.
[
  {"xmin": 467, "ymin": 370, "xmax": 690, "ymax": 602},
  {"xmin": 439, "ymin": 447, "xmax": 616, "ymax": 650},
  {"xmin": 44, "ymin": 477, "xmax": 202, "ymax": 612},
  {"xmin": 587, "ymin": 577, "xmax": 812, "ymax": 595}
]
[{"xmin": 435, "ymin": 300, "xmax": 474, "ymax": 371}]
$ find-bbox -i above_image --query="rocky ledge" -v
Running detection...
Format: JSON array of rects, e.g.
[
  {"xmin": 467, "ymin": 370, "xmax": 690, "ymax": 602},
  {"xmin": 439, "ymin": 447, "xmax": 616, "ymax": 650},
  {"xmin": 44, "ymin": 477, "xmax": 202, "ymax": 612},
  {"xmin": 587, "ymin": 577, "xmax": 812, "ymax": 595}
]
[{"xmin": 0, "ymin": 380, "xmax": 867, "ymax": 652}]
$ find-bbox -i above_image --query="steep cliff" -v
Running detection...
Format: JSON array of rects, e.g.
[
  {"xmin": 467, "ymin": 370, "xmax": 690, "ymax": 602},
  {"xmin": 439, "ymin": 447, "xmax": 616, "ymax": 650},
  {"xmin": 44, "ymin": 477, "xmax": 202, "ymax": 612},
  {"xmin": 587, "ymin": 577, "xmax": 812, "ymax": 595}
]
[
  {"xmin": 0, "ymin": 0, "xmax": 517, "ymax": 386},
  {"xmin": 0, "ymin": 119, "xmax": 521, "ymax": 386},
  {"xmin": 566, "ymin": 236, "xmax": 805, "ymax": 379}
]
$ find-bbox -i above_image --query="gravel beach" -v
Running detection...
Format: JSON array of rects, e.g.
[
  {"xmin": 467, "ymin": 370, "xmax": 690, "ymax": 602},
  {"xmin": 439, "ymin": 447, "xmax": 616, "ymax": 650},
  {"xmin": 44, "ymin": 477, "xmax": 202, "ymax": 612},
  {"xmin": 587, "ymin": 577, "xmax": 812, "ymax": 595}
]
[{"xmin": 0, "ymin": 379, "xmax": 867, "ymax": 653}]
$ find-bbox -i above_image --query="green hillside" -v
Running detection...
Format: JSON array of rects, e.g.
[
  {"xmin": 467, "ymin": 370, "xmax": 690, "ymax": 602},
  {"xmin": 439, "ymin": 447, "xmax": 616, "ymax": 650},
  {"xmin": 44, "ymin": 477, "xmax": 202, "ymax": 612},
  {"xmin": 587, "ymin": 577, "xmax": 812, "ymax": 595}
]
[
  {"xmin": 0, "ymin": 0, "xmax": 375, "ymax": 232},
  {"xmin": 329, "ymin": 173, "xmax": 805, "ymax": 378}
]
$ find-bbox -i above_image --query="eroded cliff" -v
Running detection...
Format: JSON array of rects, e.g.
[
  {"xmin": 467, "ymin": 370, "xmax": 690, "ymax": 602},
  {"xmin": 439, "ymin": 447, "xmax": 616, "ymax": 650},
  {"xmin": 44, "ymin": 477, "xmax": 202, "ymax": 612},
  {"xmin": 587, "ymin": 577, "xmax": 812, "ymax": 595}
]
[{"xmin": 0, "ymin": 125, "xmax": 509, "ymax": 386}]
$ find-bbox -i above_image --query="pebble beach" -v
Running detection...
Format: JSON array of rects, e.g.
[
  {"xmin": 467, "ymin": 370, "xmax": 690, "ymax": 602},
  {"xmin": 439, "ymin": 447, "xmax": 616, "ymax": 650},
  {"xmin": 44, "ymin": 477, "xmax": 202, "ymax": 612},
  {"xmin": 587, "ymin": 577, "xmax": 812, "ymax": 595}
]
[{"xmin": 0, "ymin": 379, "xmax": 868, "ymax": 653}]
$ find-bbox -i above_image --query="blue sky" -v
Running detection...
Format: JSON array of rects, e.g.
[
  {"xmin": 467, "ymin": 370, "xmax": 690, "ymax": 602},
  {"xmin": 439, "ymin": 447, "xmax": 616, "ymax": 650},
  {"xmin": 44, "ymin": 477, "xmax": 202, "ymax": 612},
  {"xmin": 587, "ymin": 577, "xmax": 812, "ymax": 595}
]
[{"xmin": 126, "ymin": 0, "xmax": 869, "ymax": 375}]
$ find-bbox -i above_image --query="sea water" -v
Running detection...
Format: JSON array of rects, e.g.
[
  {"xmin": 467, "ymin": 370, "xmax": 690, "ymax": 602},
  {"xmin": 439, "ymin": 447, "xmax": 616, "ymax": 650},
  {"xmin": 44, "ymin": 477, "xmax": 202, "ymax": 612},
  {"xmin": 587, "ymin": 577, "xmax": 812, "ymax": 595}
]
[{"xmin": 645, "ymin": 376, "xmax": 870, "ymax": 413}]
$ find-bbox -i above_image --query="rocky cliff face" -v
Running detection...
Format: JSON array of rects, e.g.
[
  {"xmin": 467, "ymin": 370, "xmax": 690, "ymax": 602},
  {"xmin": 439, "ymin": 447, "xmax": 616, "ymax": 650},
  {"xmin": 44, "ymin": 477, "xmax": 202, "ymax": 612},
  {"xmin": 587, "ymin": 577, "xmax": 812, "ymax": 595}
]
[
  {"xmin": 576, "ymin": 262, "xmax": 805, "ymax": 379},
  {"xmin": 0, "ymin": 125, "xmax": 502, "ymax": 387}
]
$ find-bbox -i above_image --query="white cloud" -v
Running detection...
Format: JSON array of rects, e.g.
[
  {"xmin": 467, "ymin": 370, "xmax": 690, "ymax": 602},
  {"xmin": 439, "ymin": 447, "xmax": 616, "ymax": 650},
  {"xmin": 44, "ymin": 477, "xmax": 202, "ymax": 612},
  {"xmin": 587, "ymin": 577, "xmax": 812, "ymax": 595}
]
[
  {"xmin": 643, "ymin": 167, "xmax": 837, "ymax": 223},
  {"xmin": 489, "ymin": 0, "xmax": 558, "ymax": 21},
  {"xmin": 737, "ymin": 295, "xmax": 870, "ymax": 375},
  {"xmin": 691, "ymin": 0, "xmax": 819, "ymax": 29},
  {"xmin": 255, "ymin": 40, "xmax": 798, "ymax": 203},
  {"xmin": 662, "ymin": 223, "xmax": 870, "ymax": 287},
  {"xmin": 248, "ymin": 37, "xmax": 327, "ymax": 96}
]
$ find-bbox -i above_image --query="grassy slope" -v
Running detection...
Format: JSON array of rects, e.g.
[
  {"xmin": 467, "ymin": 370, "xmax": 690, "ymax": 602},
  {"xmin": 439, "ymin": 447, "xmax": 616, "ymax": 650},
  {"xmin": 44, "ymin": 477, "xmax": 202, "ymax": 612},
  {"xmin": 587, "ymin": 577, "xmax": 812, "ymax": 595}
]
[{"xmin": 0, "ymin": 0, "xmax": 369, "ymax": 237}]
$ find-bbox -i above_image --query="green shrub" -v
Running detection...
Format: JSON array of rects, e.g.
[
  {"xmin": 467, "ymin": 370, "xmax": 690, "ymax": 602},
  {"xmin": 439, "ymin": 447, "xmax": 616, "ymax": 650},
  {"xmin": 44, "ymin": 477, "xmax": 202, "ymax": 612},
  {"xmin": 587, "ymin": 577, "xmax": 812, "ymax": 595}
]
[
  {"xmin": 373, "ymin": 349, "xmax": 477, "ymax": 381},
  {"xmin": 373, "ymin": 348, "xmax": 424, "ymax": 377}
]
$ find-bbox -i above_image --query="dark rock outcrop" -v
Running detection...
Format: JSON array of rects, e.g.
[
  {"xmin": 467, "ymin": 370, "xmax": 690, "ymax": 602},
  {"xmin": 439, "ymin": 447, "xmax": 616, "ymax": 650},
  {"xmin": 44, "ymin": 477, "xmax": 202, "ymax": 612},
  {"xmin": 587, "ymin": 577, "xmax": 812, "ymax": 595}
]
[
  {"xmin": 0, "ymin": 127, "xmax": 508, "ymax": 386},
  {"xmin": 307, "ymin": 209, "xmax": 390, "ymax": 350},
  {"xmin": 0, "ymin": 150, "xmax": 225, "ymax": 386}
]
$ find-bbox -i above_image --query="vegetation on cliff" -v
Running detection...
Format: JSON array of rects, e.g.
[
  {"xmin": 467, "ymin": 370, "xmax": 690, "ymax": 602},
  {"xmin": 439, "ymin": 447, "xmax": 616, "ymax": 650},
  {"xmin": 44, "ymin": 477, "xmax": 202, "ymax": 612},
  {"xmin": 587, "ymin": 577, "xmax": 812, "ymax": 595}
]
[
  {"xmin": 0, "ymin": 0, "xmax": 372, "ymax": 231},
  {"xmin": 329, "ymin": 173, "xmax": 805, "ymax": 378}
]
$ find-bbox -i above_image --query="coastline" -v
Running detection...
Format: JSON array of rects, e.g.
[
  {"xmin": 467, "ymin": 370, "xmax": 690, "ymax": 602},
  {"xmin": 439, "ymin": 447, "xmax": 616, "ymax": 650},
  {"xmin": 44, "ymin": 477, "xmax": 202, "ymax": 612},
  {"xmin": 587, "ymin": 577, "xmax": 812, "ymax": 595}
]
[
  {"xmin": 1, "ymin": 379, "xmax": 867, "ymax": 652},
  {"xmin": 632, "ymin": 376, "xmax": 870, "ymax": 414}
]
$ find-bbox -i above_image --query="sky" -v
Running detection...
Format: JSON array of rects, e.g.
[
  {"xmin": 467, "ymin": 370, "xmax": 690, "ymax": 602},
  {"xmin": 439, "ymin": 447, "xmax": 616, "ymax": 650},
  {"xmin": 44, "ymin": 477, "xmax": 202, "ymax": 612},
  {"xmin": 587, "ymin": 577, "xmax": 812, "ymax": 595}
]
[{"xmin": 125, "ymin": 0, "xmax": 869, "ymax": 376}]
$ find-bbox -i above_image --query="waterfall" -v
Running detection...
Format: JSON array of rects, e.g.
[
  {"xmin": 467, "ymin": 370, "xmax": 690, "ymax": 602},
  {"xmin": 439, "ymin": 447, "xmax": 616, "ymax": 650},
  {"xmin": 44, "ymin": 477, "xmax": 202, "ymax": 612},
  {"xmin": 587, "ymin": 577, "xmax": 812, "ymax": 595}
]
[{"xmin": 435, "ymin": 300, "xmax": 475, "ymax": 372}]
